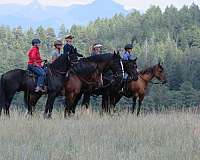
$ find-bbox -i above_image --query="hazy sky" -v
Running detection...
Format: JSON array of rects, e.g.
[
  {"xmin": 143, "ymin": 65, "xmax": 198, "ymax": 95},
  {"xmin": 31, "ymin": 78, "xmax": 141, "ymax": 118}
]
[{"xmin": 0, "ymin": 0, "xmax": 198, "ymax": 11}]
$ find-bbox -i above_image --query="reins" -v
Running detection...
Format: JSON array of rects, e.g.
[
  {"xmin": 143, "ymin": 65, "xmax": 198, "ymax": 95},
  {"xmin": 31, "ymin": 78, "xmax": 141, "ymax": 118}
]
[{"xmin": 139, "ymin": 74, "xmax": 164, "ymax": 85}]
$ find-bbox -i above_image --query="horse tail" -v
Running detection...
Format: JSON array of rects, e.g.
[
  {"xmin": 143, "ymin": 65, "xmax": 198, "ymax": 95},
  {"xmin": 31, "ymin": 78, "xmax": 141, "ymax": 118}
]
[{"xmin": 0, "ymin": 75, "xmax": 6, "ymax": 110}]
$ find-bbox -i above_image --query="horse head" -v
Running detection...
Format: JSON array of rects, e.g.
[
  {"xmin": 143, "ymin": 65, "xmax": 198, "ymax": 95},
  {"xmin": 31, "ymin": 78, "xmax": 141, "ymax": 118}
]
[{"xmin": 153, "ymin": 62, "xmax": 167, "ymax": 84}]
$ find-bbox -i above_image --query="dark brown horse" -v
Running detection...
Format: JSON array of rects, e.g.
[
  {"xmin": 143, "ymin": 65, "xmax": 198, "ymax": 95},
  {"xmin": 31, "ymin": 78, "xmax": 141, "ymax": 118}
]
[
  {"xmin": 109, "ymin": 63, "xmax": 167, "ymax": 116},
  {"xmin": 63, "ymin": 62, "xmax": 103, "ymax": 117}
]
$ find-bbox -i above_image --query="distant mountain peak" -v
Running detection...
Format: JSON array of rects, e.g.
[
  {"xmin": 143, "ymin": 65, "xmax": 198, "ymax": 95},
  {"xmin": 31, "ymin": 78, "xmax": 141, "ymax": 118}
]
[
  {"xmin": 27, "ymin": 0, "xmax": 46, "ymax": 10},
  {"xmin": 0, "ymin": 0, "xmax": 131, "ymax": 29}
]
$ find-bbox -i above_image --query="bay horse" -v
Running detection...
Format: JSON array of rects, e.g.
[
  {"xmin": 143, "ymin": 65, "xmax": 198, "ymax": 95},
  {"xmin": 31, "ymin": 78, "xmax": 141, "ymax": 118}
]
[
  {"xmin": 109, "ymin": 62, "xmax": 167, "ymax": 116},
  {"xmin": 63, "ymin": 61, "xmax": 103, "ymax": 117}
]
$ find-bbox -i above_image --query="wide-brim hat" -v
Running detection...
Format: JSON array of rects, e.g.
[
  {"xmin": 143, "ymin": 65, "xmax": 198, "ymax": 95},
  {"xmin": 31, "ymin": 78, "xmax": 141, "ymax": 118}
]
[
  {"xmin": 65, "ymin": 34, "xmax": 74, "ymax": 39},
  {"xmin": 93, "ymin": 44, "xmax": 103, "ymax": 48}
]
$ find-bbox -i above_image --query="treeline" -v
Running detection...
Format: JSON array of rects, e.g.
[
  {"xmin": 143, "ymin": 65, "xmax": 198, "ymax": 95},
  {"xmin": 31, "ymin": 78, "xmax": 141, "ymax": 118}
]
[{"xmin": 0, "ymin": 3, "xmax": 200, "ymax": 109}]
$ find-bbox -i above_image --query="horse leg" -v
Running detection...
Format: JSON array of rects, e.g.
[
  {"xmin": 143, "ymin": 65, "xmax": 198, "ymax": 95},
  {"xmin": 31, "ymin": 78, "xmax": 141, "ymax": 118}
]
[
  {"xmin": 4, "ymin": 93, "xmax": 15, "ymax": 116},
  {"xmin": 132, "ymin": 97, "xmax": 137, "ymax": 114},
  {"xmin": 26, "ymin": 92, "xmax": 42, "ymax": 116},
  {"xmin": 64, "ymin": 93, "xmax": 75, "ymax": 118},
  {"xmin": 137, "ymin": 95, "xmax": 144, "ymax": 116},
  {"xmin": 102, "ymin": 94, "xmax": 107, "ymax": 113},
  {"xmin": 82, "ymin": 93, "xmax": 90, "ymax": 109},
  {"xmin": 72, "ymin": 93, "xmax": 82, "ymax": 114},
  {"xmin": 44, "ymin": 92, "xmax": 57, "ymax": 119},
  {"xmin": 107, "ymin": 95, "xmax": 111, "ymax": 114},
  {"xmin": 24, "ymin": 91, "xmax": 32, "ymax": 115}
]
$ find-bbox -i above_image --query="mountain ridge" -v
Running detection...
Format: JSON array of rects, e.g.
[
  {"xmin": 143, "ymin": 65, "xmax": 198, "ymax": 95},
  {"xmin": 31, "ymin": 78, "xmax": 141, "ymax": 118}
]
[{"xmin": 0, "ymin": 0, "xmax": 131, "ymax": 29}]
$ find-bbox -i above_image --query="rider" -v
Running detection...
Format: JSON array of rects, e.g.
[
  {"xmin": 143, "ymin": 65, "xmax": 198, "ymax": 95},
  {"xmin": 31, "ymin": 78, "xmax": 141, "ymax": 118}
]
[
  {"xmin": 63, "ymin": 34, "xmax": 83, "ymax": 65},
  {"xmin": 27, "ymin": 39, "xmax": 46, "ymax": 92},
  {"xmin": 122, "ymin": 44, "xmax": 138, "ymax": 80},
  {"xmin": 91, "ymin": 43, "xmax": 103, "ymax": 56},
  {"xmin": 52, "ymin": 40, "xmax": 63, "ymax": 62}
]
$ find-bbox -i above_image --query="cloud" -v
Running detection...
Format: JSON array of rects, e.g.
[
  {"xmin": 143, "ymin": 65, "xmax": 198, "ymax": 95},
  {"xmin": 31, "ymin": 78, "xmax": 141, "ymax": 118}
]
[
  {"xmin": 0, "ymin": 0, "xmax": 198, "ymax": 11},
  {"xmin": 0, "ymin": 0, "xmax": 94, "ymax": 6},
  {"xmin": 114, "ymin": 0, "xmax": 199, "ymax": 11}
]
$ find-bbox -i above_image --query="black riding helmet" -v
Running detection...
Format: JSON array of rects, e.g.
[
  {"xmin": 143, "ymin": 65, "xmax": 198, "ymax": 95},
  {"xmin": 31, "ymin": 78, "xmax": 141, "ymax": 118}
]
[
  {"xmin": 32, "ymin": 39, "xmax": 41, "ymax": 46},
  {"xmin": 124, "ymin": 44, "xmax": 133, "ymax": 50}
]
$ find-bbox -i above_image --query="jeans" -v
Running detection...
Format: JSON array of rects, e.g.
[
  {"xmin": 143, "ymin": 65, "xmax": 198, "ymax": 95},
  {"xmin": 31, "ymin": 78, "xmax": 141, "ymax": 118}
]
[{"xmin": 28, "ymin": 65, "xmax": 46, "ymax": 87}]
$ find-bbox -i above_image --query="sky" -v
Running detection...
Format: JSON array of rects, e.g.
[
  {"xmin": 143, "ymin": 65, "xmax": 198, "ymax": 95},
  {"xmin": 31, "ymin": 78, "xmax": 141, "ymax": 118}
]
[{"xmin": 0, "ymin": 0, "xmax": 198, "ymax": 11}]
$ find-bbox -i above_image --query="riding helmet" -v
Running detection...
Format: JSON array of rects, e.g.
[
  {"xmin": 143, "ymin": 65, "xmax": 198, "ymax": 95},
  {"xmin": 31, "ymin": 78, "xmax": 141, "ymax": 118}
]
[
  {"xmin": 124, "ymin": 44, "xmax": 133, "ymax": 50},
  {"xmin": 32, "ymin": 39, "xmax": 41, "ymax": 46},
  {"xmin": 54, "ymin": 40, "xmax": 63, "ymax": 47}
]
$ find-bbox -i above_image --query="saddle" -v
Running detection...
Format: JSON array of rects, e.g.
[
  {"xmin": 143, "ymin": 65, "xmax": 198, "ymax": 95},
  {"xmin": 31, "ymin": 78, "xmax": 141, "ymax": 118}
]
[{"xmin": 26, "ymin": 69, "xmax": 48, "ymax": 92}]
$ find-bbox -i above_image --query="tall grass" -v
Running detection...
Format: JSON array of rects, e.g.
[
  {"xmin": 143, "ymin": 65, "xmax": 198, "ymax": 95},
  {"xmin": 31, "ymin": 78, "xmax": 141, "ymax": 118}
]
[{"xmin": 0, "ymin": 109, "xmax": 200, "ymax": 160}]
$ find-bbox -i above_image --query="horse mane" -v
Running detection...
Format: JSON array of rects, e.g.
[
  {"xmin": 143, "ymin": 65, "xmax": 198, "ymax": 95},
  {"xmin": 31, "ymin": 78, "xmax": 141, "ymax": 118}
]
[
  {"xmin": 85, "ymin": 53, "xmax": 113, "ymax": 63},
  {"xmin": 72, "ymin": 61, "xmax": 97, "ymax": 76},
  {"xmin": 139, "ymin": 65, "xmax": 156, "ymax": 75},
  {"xmin": 49, "ymin": 53, "xmax": 70, "ymax": 72}
]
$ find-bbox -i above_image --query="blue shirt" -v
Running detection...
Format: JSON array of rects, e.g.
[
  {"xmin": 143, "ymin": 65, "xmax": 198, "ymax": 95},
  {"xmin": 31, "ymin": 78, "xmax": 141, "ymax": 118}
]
[{"xmin": 123, "ymin": 51, "xmax": 137, "ymax": 61}]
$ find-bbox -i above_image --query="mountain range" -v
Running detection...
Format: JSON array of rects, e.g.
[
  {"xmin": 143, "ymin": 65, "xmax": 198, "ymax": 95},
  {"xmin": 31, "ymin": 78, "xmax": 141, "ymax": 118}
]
[{"xmin": 0, "ymin": 0, "xmax": 131, "ymax": 30}]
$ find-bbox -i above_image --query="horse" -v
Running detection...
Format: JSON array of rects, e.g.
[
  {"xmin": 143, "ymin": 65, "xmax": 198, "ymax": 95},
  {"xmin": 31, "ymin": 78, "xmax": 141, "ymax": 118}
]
[
  {"xmin": 80, "ymin": 58, "xmax": 138, "ymax": 113},
  {"xmin": 109, "ymin": 62, "xmax": 167, "ymax": 116},
  {"xmin": 63, "ymin": 61, "xmax": 103, "ymax": 117},
  {"xmin": 28, "ymin": 52, "xmax": 124, "ymax": 118},
  {"xmin": 0, "ymin": 51, "xmax": 71, "ymax": 116},
  {"xmin": 63, "ymin": 52, "xmax": 125, "ymax": 115}
]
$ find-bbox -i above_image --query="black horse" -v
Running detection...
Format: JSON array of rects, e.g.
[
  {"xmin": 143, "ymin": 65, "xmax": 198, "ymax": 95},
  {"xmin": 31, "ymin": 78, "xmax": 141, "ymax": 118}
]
[
  {"xmin": 0, "ymin": 51, "xmax": 71, "ymax": 116},
  {"xmin": 80, "ymin": 58, "xmax": 138, "ymax": 112},
  {"xmin": 66, "ymin": 51, "xmax": 126, "ymax": 114}
]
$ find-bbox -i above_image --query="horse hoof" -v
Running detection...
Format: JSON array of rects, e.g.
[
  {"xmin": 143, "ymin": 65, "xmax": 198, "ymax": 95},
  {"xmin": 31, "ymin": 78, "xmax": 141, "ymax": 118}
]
[
  {"xmin": 43, "ymin": 113, "xmax": 51, "ymax": 119},
  {"xmin": 25, "ymin": 112, "xmax": 32, "ymax": 119},
  {"xmin": 47, "ymin": 114, "xmax": 52, "ymax": 119}
]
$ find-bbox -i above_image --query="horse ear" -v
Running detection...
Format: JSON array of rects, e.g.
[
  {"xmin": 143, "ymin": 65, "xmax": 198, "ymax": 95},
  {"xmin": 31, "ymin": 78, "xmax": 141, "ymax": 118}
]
[
  {"xmin": 113, "ymin": 50, "xmax": 116, "ymax": 55},
  {"xmin": 117, "ymin": 50, "xmax": 120, "ymax": 55},
  {"xmin": 134, "ymin": 57, "xmax": 137, "ymax": 62},
  {"xmin": 158, "ymin": 58, "xmax": 162, "ymax": 66}
]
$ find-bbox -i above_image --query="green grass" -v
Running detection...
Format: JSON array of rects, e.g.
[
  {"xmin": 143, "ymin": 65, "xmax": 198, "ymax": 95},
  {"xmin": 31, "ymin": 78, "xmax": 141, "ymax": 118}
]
[{"xmin": 0, "ymin": 109, "xmax": 200, "ymax": 160}]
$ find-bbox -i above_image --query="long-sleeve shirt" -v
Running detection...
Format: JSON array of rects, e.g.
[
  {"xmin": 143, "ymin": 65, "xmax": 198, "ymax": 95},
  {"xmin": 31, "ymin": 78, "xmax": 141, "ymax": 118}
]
[
  {"xmin": 27, "ymin": 46, "xmax": 42, "ymax": 67},
  {"xmin": 51, "ymin": 50, "xmax": 62, "ymax": 62},
  {"xmin": 63, "ymin": 43, "xmax": 83, "ymax": 62},
  {"xmin": 123, "ymin": 51, "xmax": 137, "ymax": 61}
]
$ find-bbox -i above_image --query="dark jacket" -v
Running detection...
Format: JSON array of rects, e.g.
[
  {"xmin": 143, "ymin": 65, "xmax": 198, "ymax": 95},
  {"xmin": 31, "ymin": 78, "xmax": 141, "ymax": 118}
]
[{"xmin": 63, "ymin": 44, "xmax": 83, "ymax": 63}]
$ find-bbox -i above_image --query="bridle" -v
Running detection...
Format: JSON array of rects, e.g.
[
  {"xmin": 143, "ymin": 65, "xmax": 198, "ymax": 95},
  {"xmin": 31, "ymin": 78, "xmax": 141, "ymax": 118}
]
[{"xmin": 139, "ymin": 72, "xmax": 165, "ymax": 85}]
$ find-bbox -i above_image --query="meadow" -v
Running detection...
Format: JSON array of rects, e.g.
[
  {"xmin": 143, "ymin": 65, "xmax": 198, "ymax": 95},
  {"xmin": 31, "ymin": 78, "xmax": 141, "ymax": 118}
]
[{"xmin": 0, "ymin": 109, "xmax": 200, "ymax": 160}]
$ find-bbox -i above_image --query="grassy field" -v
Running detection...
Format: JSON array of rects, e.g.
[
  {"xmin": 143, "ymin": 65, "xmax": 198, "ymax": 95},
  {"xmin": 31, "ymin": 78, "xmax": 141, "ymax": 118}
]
[{"xmin": 0, "ymin": 109, "xmax": 200, "ymax": 160}]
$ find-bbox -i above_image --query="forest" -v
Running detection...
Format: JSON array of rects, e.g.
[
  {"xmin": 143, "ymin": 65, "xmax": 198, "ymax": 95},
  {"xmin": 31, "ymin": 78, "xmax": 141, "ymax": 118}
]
[{"xmin": 0, "ymin": 3, "xmax": 200, "ymax": 110}]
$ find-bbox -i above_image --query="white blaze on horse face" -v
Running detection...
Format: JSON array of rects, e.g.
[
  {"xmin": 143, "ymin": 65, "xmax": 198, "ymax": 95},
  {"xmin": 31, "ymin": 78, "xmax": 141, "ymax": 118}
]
[
  {"xmin": 120, "ymin": 60, "xmax": 125, "ymax": 78},
  {"xmin": 100, "ymin": 73, "xmax": 103, "ymax": 86}
]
